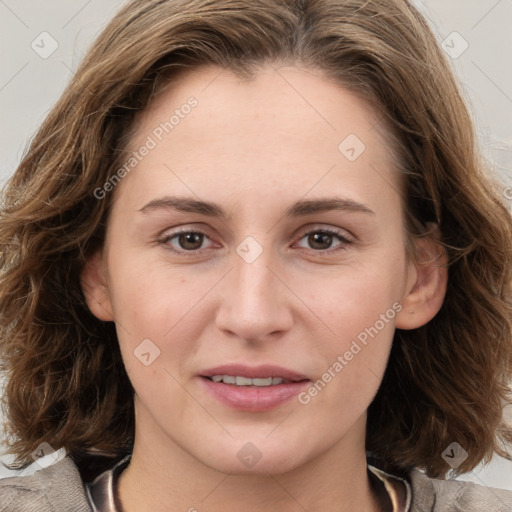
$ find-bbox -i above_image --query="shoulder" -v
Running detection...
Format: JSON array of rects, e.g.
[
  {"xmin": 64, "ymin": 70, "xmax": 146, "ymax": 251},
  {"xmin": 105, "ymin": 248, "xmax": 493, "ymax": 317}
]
[
  {"xmin": 408, "ymin": 468, "xmax": 512, "ymax": 512},
  {"xmin": 0, "ymin": 456, "xmax": 91, "ymax": 512}
]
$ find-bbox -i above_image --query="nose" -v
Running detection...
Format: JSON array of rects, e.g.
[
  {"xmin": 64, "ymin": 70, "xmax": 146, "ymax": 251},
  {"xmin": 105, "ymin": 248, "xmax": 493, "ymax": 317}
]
[{"xmin": 214, "ymin": 241, "xmax": 294, "ymax": 343}]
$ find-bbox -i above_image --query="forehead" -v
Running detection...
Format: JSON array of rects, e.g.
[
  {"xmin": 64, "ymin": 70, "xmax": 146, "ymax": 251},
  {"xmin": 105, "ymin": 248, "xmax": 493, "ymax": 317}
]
[
  {"xmin": 116, "ymin": 64, "xmax": 402, "ymax": 216},
  {"xmin": 133, "ymin": 64, "xmax": 390, "ymax": 149}
]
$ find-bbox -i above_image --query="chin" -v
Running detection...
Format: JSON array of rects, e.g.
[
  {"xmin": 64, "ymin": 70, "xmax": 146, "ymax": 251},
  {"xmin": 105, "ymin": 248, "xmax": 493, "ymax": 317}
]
[{"xmin": 191, "ymin": 432, "xmax": 311, "ymax": 476}]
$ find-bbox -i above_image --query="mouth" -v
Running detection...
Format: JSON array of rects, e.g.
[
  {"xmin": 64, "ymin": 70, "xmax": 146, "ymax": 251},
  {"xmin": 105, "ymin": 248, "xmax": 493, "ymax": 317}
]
[
  {"xmin": 199, "ymin": 364, "xmax": 311, "ymax": 411},
  {"xmin": 203, "ymin": 375, "xmax": 305, "ymax": 386}
]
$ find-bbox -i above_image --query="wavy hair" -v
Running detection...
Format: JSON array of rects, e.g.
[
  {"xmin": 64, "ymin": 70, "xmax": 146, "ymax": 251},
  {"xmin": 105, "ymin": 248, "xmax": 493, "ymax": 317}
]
[{"xmin": 1, "ymin": 0, "xmax": 511, "ymax": 481}]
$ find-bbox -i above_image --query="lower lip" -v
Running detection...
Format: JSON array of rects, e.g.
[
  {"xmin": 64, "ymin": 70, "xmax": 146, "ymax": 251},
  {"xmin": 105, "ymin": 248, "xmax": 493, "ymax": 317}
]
[{"xmin": 199, "ymin": 377, "xmax": 310, "ymax": 412}]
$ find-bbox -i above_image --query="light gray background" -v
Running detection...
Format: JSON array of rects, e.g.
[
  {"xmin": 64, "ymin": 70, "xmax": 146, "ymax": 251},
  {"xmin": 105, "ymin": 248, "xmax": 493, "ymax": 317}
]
[{"xmin": 1, "ymin": 0, "xmax": 511, "ymax": 490}]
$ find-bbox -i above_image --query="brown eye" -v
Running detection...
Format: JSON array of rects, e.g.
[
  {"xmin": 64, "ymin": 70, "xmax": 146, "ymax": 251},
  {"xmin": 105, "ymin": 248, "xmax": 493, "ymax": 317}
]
[
  {"xmin": 295, "ymin": 228, "xmax": 353, "ymax": 253},
  {"xmin": 160, "ymin": 230, "xmax": 212, "ymax": 253}
]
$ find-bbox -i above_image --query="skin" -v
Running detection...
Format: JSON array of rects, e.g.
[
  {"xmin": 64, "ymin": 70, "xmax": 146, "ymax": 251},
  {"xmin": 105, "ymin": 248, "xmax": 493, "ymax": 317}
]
[{"xmin": 82, "ymin": 64, "xmax": 447, "ymax": 512}]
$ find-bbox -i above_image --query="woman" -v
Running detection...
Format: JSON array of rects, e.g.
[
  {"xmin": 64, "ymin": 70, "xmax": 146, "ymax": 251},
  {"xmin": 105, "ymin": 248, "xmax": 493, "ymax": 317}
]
[{"xmin": 0, "ymin": 0, "xmax": 511, "ymax": 510}]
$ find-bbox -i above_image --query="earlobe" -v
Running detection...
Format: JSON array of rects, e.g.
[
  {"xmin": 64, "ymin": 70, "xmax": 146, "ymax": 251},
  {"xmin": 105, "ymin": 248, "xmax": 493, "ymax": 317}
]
[
  {"xmin": 395, "ymin": 233, "xmax": 448, "ymax": 330},
  {"xmin": 80, "ymin": 249, "xmax": 114, "ymax": 322}
]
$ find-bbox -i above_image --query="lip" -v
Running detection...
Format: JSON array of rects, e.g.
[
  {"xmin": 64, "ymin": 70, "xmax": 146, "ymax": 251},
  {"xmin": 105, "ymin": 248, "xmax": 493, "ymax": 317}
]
[
  {"xmin": 199, "ymin": 377, "xmax": 310, "ymax": 412},
  {"xmin": 199, "ymin": 364, "xmax": 311, "ymax": 412},
  {"xmin": 200, "ymin": 364, "xmax": 309, "ymax": 382}
]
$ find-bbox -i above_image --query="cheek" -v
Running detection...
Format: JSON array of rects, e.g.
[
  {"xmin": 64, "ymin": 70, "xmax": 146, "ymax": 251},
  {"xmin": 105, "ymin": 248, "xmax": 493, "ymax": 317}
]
[
  {"xmin": 294, "ymin": 256, "xmax": 405, "ymax": 404},
  {"xmin": 302, "ymin": 257, "xmax": 405, "ymax": 340},
  {"xmin": 105, "ymin": 255, "xmax": 213, "ymax": 372}
]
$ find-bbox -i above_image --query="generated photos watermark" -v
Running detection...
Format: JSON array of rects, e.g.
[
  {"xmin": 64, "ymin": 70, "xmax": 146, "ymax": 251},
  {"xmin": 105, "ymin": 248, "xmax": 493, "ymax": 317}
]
[
  {"xmin": 298, "ymin": 302, "xmax": 403, "ymax": 404},
  {"xmin": 93, "ymin": 96, "xmax": 198, "ymax": 200}
]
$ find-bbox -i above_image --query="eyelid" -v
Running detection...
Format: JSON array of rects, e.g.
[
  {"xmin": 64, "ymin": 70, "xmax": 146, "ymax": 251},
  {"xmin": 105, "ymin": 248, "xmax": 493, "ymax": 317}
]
[
  {"xmin": 157, "ymin": 222, "xmax": 214, "ymax": 240},
  {"xmin": 295, "ymin": 223, "xmax": 355, "ymax": 242}
]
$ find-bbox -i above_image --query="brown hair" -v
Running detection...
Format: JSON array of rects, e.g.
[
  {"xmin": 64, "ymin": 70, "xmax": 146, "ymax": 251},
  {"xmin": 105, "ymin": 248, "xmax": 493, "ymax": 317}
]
[{"xmin": 1, "ymin": 0, "xmax": 511, "ymax": 481}]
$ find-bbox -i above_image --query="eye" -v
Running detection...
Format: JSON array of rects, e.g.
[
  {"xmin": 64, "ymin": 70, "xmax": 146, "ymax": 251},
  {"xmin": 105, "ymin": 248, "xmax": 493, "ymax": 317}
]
[
  {"xmin": 158, "ymin": 229, "xmax": 215, "ymax": 253},
  {"xmin": 294, "ymin": 228, "xmax": 353, "ymax": 253},
  {"xmin": 158, "ymin": 226, "xmax": 353, "ymax": 255}
]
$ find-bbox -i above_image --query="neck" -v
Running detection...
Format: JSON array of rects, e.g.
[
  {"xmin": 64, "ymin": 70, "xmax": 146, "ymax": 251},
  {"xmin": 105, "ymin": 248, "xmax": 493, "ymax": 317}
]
[{"xmin": 117, "ymin": 412, "xmax": 383, "ymax": 512}]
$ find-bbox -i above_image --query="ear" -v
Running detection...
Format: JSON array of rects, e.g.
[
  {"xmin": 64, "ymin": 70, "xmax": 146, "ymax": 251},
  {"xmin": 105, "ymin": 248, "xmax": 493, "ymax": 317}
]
[
  {"xmin": 395, "ymin": 228, "xmax": 448, "ymax": 330},
  {"xmin": 80, "ymin": 248, "xmax": 114, "ymax": 321}
]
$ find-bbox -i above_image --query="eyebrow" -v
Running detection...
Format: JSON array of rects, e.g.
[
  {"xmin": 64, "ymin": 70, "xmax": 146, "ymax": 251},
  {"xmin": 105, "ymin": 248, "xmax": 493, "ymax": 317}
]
[{"xmin": 138, "ymin": 196, "xmax": 375, "ymax": 218}]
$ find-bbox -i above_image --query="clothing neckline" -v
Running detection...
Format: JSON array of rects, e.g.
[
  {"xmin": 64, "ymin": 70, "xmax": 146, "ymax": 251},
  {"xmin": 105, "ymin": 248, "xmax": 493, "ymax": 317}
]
[
  {"xmin": 85, "ymin": 455, "xmax": 412, "ymax": 512},
  {"xmin": 85, "ymin": 455, "xmax": 131, "ymax": 512},
  {"xmin": 368, "ymin": 464, "xmax": 412, "ymax": 511}
]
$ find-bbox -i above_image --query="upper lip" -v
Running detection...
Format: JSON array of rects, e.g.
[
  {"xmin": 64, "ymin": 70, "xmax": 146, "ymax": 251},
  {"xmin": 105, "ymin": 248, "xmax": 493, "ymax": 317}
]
[{"xmin": 200, "ymin": 364, "xmax": 309, "ymax": 382}]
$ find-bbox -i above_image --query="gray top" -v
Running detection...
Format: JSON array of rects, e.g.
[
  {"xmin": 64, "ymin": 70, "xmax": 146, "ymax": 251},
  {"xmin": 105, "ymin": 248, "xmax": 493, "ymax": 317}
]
[{"xmin": 1, "ymin": 454, "xmax": 512, "ymax": 511}]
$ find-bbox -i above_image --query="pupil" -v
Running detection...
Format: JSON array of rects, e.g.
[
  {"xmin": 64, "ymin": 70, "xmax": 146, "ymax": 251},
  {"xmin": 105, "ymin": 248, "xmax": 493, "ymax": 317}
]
[{"xmin": 309, "ymin": 232, "xmax": 332, "ymax": 250}]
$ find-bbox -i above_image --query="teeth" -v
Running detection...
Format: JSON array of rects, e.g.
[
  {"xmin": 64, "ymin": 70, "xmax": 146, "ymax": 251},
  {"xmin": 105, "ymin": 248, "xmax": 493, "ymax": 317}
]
[
  {"xmin": 236, "ymin": 376, "xmax": 253, "ymax": 386},
  {"xmin": 252, "ymin": 377, "xmax": 273, "ymax": 386},
  {"xmin": 209, "ymin": 375, "xmax": 286, "ymax": 386}
]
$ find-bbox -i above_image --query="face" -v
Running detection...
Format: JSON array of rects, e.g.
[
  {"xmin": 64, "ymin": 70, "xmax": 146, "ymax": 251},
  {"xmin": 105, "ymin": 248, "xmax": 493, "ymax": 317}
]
[{"xmin": 83, "ymin": 64, "xmax": 445, "ymax": 475}]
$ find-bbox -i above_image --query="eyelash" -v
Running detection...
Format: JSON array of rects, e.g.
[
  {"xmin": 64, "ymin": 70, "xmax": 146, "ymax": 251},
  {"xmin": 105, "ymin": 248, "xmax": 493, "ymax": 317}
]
[{"xmin": 157, "ymin": 227, "xmax": 353, "ymax": 256}]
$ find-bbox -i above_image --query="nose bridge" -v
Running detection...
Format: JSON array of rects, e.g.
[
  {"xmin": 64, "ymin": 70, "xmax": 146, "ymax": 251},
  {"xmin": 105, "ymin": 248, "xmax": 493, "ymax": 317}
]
[
  {"xmin": 235, "ymin": 240, "xmax": 276, "ymax": 301},
  {"xmin": 215, "ymin": 235, "xmax": 292, "ymax": 340}
]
